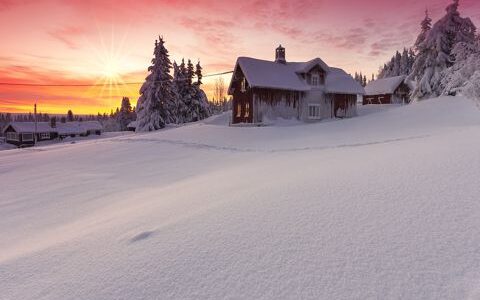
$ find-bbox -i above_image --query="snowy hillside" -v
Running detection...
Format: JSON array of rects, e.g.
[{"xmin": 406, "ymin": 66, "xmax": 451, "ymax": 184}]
[{"xmin": 1, "ymin": 96, "xmax": 480, "ymax": 299}]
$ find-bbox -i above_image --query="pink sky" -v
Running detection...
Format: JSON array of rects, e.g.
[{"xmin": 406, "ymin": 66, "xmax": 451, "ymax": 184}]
[{"xmin": 0, "ymin": 0, "xmax": 479, "ymax": 114}]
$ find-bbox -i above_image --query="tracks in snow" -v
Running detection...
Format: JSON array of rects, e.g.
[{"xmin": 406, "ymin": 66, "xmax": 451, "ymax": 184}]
[{"xmin": 112, "ymin": 134, "xmax": 431, "ymax": 154}]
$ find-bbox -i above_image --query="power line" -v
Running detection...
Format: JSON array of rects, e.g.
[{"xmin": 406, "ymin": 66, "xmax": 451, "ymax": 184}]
[{"xmin": 0, "ymin": 70, "xmax": 233, "ymax": 87}]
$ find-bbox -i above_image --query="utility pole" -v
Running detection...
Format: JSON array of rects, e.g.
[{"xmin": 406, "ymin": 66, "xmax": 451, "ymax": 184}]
[{"xmin": 34, "ymin": 102, "xmax": 37, "ymax": 144}]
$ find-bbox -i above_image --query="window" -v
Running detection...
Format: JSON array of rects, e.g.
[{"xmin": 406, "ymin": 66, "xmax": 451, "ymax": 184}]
[
  {"xmin": 308, "ymin": 104, "xmax": 321, "ymax": 120},
  {"xmin": 311, "ymin": 74, "xmax": 319, "ymax": 86},
  {"xmin": 245, "ymin": 103, "xmax": 250, "ymax": 118},
  {"xmin": 6, "ymin": 132, "xmax": 19, "ymax": 141},
  {"xmin": 22, "ymin": 133, "xmax": 34, "ymax": 142},
  {"xmin": 40, "ymin": 132, "xmax": 50, "ymax": 140},
  {"xmin": 240, "ymin": 78, "xmax": 247, "ymax": 93},
  {"xmin": 319, "ymin": 73, "xmax": 325, "ymax": 85},
  {"xmin": 236, "ymin": 104, "xmax": 242, "ymax": 117}
]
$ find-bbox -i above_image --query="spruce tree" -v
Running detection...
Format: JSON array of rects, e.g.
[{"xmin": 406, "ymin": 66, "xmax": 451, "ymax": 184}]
[
  {"xmin": 117, "ymin": 97, "xmax": 134, "ymax": 130},
  {"xmin": 441, "ymin": 37, "xmax": 480, "ymax": 99},
  {"xmin": 136, "ymin": 37, "xmax": 176, "ymax": 131},
  {"xmin": 195, "ymin": 61, "xmax": 203, "ymax": 85},
  {"xmin": 67, "ymin": 110, "xmax": 74, "ymax": 122},
  {"xmin": 410, "ymin": 1, "xmax": 476, "ymax": 99},
  {"xmin": 191, "ymin": 60, "xmax": 210, "ymax": 121},
  {"xmin": 172, "ymin": 61, "xmax": 188, "ymax": 124}
]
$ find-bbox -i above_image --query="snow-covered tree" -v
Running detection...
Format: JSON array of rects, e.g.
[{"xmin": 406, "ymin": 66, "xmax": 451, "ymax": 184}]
[
  {"xmin": 378, "ymin": 48, "xmax": 415, "ymax": 79},
  {"xmin": 136, "ymin": 37, "xmax": 176, "ymax": 132},
  {"xmin": 172, "ymin": 61, "xmax": 189, "ymax": 124},
  {"xmin": 416, "ymin": 10, "xmax": 432, "ymax": 50},
  {"xmin": 176, "ymin": 59, "xmax": 210, "ymax": 122},
  {"xmin": 354, "ymin": 72, "xmax": 367, "ymax": 86},
  {"xmin": 410, "ymin": 0, "xmax": 476, "ymax": 99},
  {"xmin": 195, "ymin": 61, "xmax": 203, "ymax": 85},
  {"xmin": 117, "ymin": 97, "xmax": 135, "ymax": 131},
  {"xmin": 441, "ymin": 37, "xmax": 480, "ymax": 100},
  {"xmin": 191, "ymin": 60, "xmax": 211, "ymax": 121},
  {"xmin": 400, "ymin": 48, "xmax": 410, "ymax": 75}
]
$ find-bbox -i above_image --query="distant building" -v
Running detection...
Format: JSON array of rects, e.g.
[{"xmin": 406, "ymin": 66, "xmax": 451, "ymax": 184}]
[
  {"xmin": 2, "ymin": 121, "xmax": 102, "ymax": 147},
  {"xmin": 228, "ymin": 45, "xmax": 365, "ymax": 124},
  {"xmin": 363, "ymin": 75, "xmax": 414, "ymax": 105},
  {"xmin": 127, "ymin": 121, "xmax": 137, "ymax": 132}
]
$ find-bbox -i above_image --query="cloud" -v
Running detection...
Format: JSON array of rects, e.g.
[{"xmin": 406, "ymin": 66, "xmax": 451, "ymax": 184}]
[
  {"xmin": 48, "ymin": 26, "xmax": 88, "ymax": 49},
  {"xmin": 306, "ymin": 27, "xmax": 369, "ymax": 51},
  {"xmin": 179, "ymin": 17, "xmax": 237, "ymax": 56}
]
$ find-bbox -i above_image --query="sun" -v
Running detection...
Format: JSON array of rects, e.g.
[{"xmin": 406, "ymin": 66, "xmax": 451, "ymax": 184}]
[
  {"xmin": 79, "ymin": 25, "xmax": 142, "ymax": 111},
  {"xmin": 101, "ymin": 55, "xmax": 122, "ymax": 80}
]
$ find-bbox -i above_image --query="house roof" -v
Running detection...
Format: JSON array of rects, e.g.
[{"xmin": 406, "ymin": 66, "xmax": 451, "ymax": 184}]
[
  {"xmin": 2, "ymin": 121, "xmax": 103, "ymax": 134},
  {"xmin": 325, "ymin": 68, "xmax": 365, "ymax": 95},
  {"xmin": 127, "ymin": 121, "xmax": 137, "ymax": 128},
  {"xmin": 229, "ymin": 56, "xmax": 364, "ymax": 95},
  {"xmin": 56, "ymin": 122, "xmax": 85, "ymax": 135},
  {"xmin": 364, "ymin": 75, "xmax": 407, "ymax": 96},
  {"xmin": 234, "ymin": 57, "xmax": 310, "ymax": 92},
  {"xmin": 3, "ymin": 122, "xmax": 54, "ymax": 133},
  {"xmin": 57, "ymin": 121, "xmax": 103, "ymax": 135}
]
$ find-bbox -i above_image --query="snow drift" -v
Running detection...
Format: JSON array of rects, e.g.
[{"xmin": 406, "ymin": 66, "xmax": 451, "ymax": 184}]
[{"xmin": 1, "ymin": 96, "xmax": 480, "ymax": 299}]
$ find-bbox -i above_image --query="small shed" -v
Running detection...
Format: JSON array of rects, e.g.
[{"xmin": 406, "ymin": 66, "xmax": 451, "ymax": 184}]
[
  {"xmin": 127, "ymin": 121, "xmax": 137, "ymax": 132},
  {"xmin": 363, "ymin": 75, "xmax": 412, "ymax": 105}
]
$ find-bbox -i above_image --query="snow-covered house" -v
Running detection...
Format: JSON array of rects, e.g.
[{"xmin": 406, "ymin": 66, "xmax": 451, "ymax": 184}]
[
  {"xmin": 363, "ymin": 75, "xmax": 413, "ymax": 105},
  {"xmin": 56, "ymin": 121, "xmax": 103, "ymax": 137},
  {"xmin": 2, "ymin": 122, "xmax": 58, "ymax": 147},
  {"xmin": 228, "ymin": 45, "xmax": 365, "ymax": 124},
  {"xmin": 2, "ymin": 121, "xmax": 103, "ymax": 147}
]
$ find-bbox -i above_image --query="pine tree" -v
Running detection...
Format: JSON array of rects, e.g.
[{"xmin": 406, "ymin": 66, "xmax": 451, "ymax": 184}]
[
  {"xmin": 172, "ymin": 59, "xmax": 190, "ymax": 123},
  {"xmin": 400, "ymin": 48, "xmax": 409, "ymax": 75},
  {"xmin": 136, "ymin": 36, "xmax": 176, "ymax": 132},
  {"xmin": 416, "ymin": 9, "xmax": 432, "ymax": 50},
  {"xmin": 67, "ymin": 110, "xmax": 74, "ymax": 122},
  {"xmin": 186, "ymin": 59, "xmax": 194, "ymax": 86},
  {"xmin": 410, "ymin": 1, "xmax": 476, "ymax": 99},
  {"xmin": 117, "ymin": 97, "xmax": 134, "ymax": 130},
  {"xmin": 191, "ymin": 60, "xmax": 210, "ymax": 121},
  {"xmin": 441, "ymin": 37, "xmax": 480, "ymax": 99}
]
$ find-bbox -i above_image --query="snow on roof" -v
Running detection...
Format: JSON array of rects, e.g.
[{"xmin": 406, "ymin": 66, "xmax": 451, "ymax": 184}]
[
  {"xmin": 231, "ymin": 57, "xmax": 364, "ymax": 95},
  {"xmin": 127, "ymin": 121, "xmax": 137, "ymax": 128},
  {"xmin": 236, "ymin": 57, "xmax": 310, "ymax": 92},
  {"xmin": 80, "ymin": 121, "xmax": 103, "ymax": 131},
  {"xmin": 3, "ymin": 122, "xmax": 54, "ymax": 133},
  {"xmin": 294, "ymin": 58, "xmax": 330, "ymax": 74},
  {"xmin": 326, "ymin": 68, "xmax": 365, "ymax": 95},
  {"xmin": 364, "ymin": 76, "xmax": 407, "ymax": 95},
  {"xmin": 3, "ymin": 121, "xmax": 103, "ymax": 135},
  {"xmin": 57, "ymin": 121, "xmax": 103, "ymax": 135}
]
